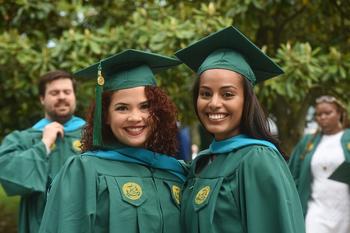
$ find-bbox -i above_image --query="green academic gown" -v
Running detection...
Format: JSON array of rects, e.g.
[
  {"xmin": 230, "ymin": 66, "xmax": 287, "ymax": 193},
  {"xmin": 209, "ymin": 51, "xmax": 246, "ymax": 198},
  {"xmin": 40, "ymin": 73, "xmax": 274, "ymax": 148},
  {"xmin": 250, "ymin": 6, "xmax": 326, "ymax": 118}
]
[
  {"xmin": 38, "ymin": 154, "xmax": 184, "ymax": 233},
  {"xmin": 288, "ymin": 128, "xmax": 350, "ymax": 215},
  {"xmin": 181, "ymin": 145, "xmax": 305, "ymax": 233},
  {"xmin": 0, "ymin": 125, "xmax": 84, "ymax": 233}
]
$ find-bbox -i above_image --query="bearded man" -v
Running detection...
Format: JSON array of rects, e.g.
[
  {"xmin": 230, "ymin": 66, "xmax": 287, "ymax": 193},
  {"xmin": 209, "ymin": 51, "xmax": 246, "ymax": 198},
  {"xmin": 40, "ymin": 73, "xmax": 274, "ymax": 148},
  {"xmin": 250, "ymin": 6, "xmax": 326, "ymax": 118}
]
[{"xmin": 0, "ymin": 70, "xmax": 86, "ymax": 233}]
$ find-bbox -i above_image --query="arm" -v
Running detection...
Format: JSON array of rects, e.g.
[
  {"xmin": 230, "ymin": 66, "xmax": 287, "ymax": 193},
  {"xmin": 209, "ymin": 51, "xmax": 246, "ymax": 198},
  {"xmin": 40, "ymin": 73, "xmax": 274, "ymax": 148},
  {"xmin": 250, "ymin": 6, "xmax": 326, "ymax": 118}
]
[
  {"xmin": 0, "ymin": 130, "xmax": 49, "ymax": 195},
  {"xmin": 39, "ymin": 155, "xmax": 96, "ymax": 233},
  {"xmin": 238, "ymin": 147, "xmax": 305, "ymax": 233}
]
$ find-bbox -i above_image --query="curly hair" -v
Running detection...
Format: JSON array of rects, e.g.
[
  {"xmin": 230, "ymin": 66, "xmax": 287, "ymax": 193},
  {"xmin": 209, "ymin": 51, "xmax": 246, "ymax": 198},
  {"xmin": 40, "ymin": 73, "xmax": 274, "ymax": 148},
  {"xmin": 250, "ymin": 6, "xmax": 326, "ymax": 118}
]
[{"xmin": 81, "ymin": 86, "xmax": 179, "ymax": 156}]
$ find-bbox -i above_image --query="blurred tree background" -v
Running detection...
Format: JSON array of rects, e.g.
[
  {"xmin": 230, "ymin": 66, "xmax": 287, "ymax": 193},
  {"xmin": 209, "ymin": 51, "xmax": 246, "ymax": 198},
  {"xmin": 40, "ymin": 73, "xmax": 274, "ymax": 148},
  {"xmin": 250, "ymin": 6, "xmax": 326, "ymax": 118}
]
[{"xmin": 0, "ymin": 0, "xmax": 350, "ymax": 231}]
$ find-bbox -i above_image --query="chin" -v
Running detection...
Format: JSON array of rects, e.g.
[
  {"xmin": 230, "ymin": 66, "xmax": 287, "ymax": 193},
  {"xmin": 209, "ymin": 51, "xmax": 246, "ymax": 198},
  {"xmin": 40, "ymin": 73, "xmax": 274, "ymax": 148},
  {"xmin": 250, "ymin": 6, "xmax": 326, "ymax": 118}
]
[{"xmin": 124, "ymin": 140, "xmax": 146, "ymax": 148}]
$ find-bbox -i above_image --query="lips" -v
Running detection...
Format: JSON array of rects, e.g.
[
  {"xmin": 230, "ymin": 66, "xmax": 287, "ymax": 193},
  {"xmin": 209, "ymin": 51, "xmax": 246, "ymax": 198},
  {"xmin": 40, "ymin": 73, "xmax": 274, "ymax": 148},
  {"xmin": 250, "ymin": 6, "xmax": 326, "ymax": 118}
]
[{"xmin": 124, "ymin": 126, "xmax": 146, "ymax": 136}]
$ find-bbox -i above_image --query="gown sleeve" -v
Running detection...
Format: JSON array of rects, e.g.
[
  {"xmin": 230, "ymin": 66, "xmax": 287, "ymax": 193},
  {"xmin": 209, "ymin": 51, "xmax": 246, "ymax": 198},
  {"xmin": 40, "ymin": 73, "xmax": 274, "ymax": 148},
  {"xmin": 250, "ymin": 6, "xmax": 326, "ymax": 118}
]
[
  {"xmin": 0, "ymin": 130, "xmax": 49, "ymax": 195},
  {"xmin": 39, "ymin": 155, "xmax": 97, "ymax": 233},
  {"xmin": 288, "ymin": 136, "xmax": 309, "ymax": 186},
  {"xmin": 238, "ymin": 147, "xmax": 305, "ymax": 233}
]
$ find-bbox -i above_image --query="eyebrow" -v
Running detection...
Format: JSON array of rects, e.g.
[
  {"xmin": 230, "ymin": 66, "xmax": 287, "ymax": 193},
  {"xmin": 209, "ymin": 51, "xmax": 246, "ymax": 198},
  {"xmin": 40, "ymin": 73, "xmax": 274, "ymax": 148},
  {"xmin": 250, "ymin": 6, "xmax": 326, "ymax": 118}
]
[
  {"xmin": 200, "ymin": 85, "xmax": 238, "ymax": 90},
  {"xmin": 139, "ymin": 100, "xmax": 149, "ymax": 105},
  {"xmin": 113, "ymin": 100, "xmax": 148, "ymax": 106}
]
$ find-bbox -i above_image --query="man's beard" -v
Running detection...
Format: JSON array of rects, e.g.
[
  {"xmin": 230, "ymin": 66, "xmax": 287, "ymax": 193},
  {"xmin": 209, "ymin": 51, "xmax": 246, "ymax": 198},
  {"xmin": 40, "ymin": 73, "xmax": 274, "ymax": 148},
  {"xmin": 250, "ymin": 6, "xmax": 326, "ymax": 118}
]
[
  {"xmin": 48, "ymin": 111, "xmax": 74, "ymax": 124},
  {"xmin": 46, "ymin": 101, "xmax": 75, "ymax": 124}
]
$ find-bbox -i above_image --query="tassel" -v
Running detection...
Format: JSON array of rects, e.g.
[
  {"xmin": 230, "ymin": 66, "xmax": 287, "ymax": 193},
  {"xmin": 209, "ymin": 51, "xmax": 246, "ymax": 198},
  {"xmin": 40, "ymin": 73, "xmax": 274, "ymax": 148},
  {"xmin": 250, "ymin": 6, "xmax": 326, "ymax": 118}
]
[{"xmin": 93, "ymin": 63, "xmax": 105, "ymax": 147}]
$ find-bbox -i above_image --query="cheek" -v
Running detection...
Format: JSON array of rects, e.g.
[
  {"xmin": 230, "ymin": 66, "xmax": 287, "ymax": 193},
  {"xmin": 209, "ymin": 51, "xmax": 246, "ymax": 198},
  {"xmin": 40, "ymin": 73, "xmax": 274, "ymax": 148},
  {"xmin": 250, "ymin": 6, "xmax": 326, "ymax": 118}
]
[
  {"xmin": 108, "ymin": 112, "xmax": 125, "ymax": 128},
  {"xmin": 196, "ymin": 98, "xmax": 205, "ymax": 112}
]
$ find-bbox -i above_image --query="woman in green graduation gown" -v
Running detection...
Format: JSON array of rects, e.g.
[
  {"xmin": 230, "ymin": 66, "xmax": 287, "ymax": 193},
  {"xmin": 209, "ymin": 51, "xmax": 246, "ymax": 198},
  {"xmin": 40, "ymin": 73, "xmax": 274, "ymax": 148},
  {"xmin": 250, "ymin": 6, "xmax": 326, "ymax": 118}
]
[
  {"xmin": 175, "ymin": 26, "xmax": 305, "ymax": 233},
  {"xmin": 289, "ymin": 95, "xmax": 350, "ymax": 233},
  {"xmin": 38, "ymin": 49, "xmax": 186, "ymax": 233}
]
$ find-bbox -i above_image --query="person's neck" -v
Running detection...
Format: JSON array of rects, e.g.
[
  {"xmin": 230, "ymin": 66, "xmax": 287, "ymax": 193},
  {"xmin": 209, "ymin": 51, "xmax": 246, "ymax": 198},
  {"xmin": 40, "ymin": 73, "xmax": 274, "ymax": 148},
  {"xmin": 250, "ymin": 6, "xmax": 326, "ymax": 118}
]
[{"xmin": 323, "ymin": 127, "xmax": 343, "ymax": 135}]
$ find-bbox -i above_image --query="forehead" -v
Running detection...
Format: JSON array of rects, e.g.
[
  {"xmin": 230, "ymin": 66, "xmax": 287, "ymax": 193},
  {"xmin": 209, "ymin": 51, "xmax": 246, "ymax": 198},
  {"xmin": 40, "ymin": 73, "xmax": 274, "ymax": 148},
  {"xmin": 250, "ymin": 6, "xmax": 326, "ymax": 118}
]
[
  {"xmin": 45, "ymin": 78, "xmax": 74, "ymax": 91},
  {"xmin": 110, "ymin": 86, "xmax": 147, "ymax": 103},
  {"xmin": 316, "ymin": 102, "xmax": 338, "ymax": 111},
  {"xmin": 199, "ymin": 69, "xmax": 244, "ymax": 87}
]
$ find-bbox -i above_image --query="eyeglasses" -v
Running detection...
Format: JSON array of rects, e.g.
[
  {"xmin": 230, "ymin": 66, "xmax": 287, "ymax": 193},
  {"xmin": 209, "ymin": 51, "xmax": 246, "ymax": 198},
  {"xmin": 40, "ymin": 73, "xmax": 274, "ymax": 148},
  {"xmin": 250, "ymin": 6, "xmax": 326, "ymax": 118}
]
[{"xmin": 315, "ymin": 95, "xmax": 337, "ymax": 104}]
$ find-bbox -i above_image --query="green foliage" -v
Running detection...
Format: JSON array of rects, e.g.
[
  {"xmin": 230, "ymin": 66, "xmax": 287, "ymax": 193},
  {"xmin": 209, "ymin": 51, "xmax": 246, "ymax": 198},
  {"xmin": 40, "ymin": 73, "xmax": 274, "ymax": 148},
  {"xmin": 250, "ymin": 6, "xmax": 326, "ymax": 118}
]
[
  {"xmin": 258, "ymin": 42, "xmax": 350, "ymax": 153},
  {"xmin": 1, "ymin": 0, "xmax": 350, "ymax": 155},
  {"xmin": 0, "ymin": 187, "xmax": 18, "ymax": 233}
]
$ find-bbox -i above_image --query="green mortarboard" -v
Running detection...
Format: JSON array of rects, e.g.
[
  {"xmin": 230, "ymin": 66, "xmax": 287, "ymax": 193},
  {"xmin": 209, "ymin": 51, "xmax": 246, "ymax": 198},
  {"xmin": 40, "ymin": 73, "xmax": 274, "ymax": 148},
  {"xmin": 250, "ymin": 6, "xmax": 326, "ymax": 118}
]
[
  {"xmin": 75, "ymin": 49, "xmax": 181, "ymax": 147},
  {"xmin": 175, "ymin": 26, "xmax": 284, "ymax": 85}
]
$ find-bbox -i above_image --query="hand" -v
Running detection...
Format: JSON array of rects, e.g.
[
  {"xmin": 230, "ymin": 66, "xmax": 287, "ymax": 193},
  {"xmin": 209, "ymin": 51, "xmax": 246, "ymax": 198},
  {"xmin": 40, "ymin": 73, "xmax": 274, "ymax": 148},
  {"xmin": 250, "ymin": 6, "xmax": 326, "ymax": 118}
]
[{"xmin": 42, "ymin": 122, "xmax": 64, "ymax": 149}]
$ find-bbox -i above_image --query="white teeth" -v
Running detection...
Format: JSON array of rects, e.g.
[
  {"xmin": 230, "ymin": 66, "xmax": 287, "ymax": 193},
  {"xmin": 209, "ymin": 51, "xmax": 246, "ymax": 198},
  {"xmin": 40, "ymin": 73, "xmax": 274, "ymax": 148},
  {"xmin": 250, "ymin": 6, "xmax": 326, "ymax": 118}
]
[
  {"xmin": 127, "ymin": 127, "xmax": 144, "ymax": 132},
  {"xmin": 208, "ymin": 114, "xmax": 226, "ymax": 120}
]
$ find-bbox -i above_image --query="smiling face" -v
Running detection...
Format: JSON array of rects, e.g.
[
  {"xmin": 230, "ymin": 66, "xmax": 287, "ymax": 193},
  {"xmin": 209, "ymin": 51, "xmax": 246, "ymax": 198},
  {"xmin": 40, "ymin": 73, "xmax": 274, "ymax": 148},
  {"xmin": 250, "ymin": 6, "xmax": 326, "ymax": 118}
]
[
  {"xmin": 315, "ymin": 102, "xmax": 342, "ymax": 135},
  {"xmin": 197, "ymin": 69, "xmax": 245, "ymax": 140},
  {"xmin": 107, "ymin": 86, "xmax": 152, "ymax": 147},
  {"xmin": 40, "ymin": 78, "xmax": 76, "ymax": 123}
]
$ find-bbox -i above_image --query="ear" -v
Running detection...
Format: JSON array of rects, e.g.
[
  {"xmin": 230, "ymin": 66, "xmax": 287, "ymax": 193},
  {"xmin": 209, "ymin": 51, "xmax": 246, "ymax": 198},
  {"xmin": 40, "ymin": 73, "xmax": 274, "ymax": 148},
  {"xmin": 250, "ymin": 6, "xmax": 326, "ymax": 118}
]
[{"xmin": 40, "ymin": 96, "xmax": 45, "ymax": 105}]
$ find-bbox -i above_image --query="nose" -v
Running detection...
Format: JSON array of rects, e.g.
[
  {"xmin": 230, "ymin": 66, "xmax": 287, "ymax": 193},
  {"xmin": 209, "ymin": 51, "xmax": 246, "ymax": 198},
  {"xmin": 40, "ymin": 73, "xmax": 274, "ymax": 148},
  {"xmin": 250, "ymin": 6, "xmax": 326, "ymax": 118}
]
[
  {"xmin": 208, "ymin": 94, "xmax": 221, "ymax": 110},
  {"xmin": 127, "ymin": 110, "xmax": 143, "ymax": 122},
  {"xmin": 318, "ymin": 113, "xmax": 327, "ymax": 120},
  {"xmin": 57, "ymin": 91, "xmax": 66, "ymax": 99}
]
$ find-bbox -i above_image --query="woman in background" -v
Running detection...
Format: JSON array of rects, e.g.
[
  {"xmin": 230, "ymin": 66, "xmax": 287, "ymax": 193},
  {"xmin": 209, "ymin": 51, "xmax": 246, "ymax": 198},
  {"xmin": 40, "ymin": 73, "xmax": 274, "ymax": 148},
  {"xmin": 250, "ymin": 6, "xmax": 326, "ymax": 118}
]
[{"xmin": 289, "ymin": 95, "xmax": 350, "ymax": 233}]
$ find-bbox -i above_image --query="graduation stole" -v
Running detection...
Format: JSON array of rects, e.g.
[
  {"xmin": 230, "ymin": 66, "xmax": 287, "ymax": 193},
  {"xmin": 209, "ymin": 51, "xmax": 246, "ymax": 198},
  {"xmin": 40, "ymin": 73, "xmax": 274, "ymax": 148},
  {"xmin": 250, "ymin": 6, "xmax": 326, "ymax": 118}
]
[
  {"xmin": 32, "ymin": 116, "xmax": 86, "ymax": 132},
  {"xmin": 85, "ymin": 147, "xmax": 186, "ymax": 181},
  {"xmin": 199, "ymin": 134, "xmax": 278, "ymax": 156}
]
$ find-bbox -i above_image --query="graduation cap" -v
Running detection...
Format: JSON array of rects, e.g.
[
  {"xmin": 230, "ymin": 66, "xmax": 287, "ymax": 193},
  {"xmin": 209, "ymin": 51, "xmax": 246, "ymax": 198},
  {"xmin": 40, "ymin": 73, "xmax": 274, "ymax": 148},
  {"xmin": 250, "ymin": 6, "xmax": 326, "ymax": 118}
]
[
  {"xmin": 329, "ymin": 161, "xmax": 350, "ymax": 185},
  {"xmin": 75, "ymin": 49, "xmax": 181, "ymax": 147},
  {"xmin": 175, "ymin": 26, "xmax": 284, "ymax": 85}
]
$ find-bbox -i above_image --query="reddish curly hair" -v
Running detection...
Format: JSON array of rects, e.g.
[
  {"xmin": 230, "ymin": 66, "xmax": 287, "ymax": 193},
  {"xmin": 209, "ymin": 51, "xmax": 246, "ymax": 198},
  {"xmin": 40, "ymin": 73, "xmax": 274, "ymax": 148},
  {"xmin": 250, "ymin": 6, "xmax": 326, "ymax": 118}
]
[{"xmin": 81, "ymin": 86, "xmax": 179, "ymax": 156}]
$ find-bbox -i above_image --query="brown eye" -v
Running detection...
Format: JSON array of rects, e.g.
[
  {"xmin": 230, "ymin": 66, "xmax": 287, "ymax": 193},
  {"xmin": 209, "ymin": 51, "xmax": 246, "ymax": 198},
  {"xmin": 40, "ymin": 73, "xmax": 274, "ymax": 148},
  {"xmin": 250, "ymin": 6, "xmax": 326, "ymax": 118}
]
[
  {"xmin": 199, "ymin": 90, "xmax": 211, "ymax": 98},
  {"xmin": 140, "ymin": 102, "xmax": 149, "ymax": 109},
  {"xmin": 223, "ymin": 92, "xmax": 234, "ymax": 98},
  {"xmin": 115, "ymin": 105, "xmax": 128, "ymax": 111}
]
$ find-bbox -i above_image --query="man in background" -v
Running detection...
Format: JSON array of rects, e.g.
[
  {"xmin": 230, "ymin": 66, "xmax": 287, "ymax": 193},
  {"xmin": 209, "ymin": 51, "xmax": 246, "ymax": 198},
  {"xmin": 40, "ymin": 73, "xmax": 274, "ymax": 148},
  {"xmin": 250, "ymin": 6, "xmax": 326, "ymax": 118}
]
[{"xmin": 0, "ymin": 70, "xmax": 86, "ymax": 233}]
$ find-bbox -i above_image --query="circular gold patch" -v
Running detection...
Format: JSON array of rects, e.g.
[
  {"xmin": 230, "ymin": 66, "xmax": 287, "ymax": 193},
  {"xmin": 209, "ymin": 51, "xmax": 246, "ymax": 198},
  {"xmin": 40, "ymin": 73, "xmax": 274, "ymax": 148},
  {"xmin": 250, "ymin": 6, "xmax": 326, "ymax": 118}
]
[
  {"xmin": 122, "ymin": 182, "xmax": 142, "ymax": 200},
  {"xmin": 195, "ymin": 186, "xmax": 210, "ymax": 205},
  {"xmin": 72, "ymin": 140, "xmax": 82, "ymax": 152},
  {"xmin": 172, "ymin": 185, "xmax": 181, "ymax": 205},
  {"xmin": 50, "ymin": 143, "xmax": 56, "ymax": 150},
  {"xmin": 97, "ymin": 75, "xmax": 104, "ymax": 86},
  {"xmin": 307, "ymin": 143, "xmax": 314, "ymax": 151}
]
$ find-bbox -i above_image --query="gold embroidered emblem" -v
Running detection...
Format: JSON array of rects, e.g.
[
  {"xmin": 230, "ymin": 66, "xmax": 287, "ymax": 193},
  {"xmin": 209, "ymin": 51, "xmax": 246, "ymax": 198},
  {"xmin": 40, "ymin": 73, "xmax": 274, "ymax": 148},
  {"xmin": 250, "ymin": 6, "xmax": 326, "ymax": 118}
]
[
  {"xmin": 72, "ymin": 140, "xmax": 82, "ymax": 152},
  {"xmin": 347, "ymin": 143, "xmax": 350, "ymax": 151},
  {"xmin": 195, "ymin": 186, "xmax": 210, "ymax": 205},
  {"xmin": 122, "ymin": 182, "xmax": 142, "ymax": 200},
  {"xmin": 50, "ymin": 143, "xmax": 56, "ymax": 150},
  {"xmin": 307, "ymin": 143, "xmax": 314, "ymax": 151},
  {"xmin": 172, "ymin": 185, "xmax": 181, "ymax": 205}
]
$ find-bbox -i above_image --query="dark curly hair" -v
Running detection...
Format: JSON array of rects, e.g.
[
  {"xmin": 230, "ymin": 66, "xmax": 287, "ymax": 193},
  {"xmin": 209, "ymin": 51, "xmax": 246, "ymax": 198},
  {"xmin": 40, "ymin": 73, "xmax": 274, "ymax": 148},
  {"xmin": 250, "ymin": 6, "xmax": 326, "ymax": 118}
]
[{"xmin": 81, "ymin": 86, "xmax": 179, "ymax": 156}]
